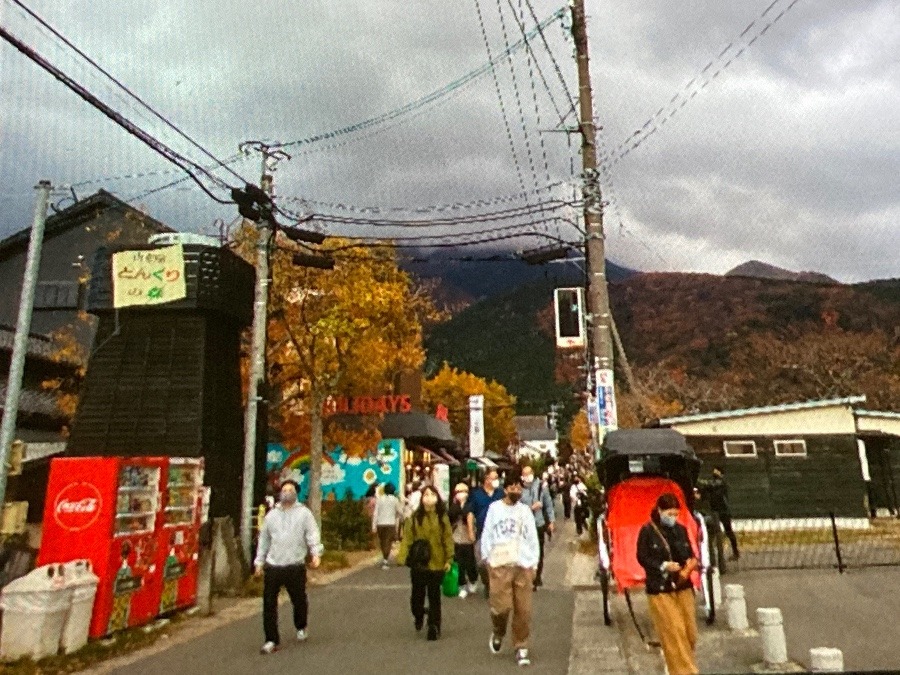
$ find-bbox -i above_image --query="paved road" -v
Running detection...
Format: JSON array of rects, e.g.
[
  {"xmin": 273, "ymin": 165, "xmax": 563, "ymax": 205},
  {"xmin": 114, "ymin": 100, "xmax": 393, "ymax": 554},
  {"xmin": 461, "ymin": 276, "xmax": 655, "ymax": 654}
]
[
  {"xmin": 733, "ymin": 567, "xmax": 900, "ymax": 672},
  {"xmin": 112, "ymin": 531, "xmax": 575, "ymax": 674}
]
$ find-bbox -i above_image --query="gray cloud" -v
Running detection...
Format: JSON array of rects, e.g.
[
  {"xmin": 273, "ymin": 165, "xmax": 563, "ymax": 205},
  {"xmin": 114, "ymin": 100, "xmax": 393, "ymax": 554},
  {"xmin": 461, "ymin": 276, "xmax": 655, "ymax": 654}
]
[{"xmin": 1, "ymin": 0, "xmax": 897, "ymax": 282}]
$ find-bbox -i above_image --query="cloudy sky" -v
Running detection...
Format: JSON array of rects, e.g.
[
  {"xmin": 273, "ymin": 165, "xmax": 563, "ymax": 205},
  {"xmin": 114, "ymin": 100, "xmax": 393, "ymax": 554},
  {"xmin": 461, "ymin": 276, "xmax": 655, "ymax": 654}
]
[{"xmin": 1, "ymin": 0, "xmax": 897, "ymax": 282}]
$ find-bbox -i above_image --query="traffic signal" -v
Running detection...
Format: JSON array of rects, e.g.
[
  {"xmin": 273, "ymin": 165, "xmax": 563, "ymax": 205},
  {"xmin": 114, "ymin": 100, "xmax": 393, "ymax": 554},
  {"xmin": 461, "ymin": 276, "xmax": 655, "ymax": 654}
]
[
  {"xmin": 292, "ymin": 252, "xmax": 335, "ymax": 269},
  {"xmin": 281, "ymin": 226, "xmax": 326, "ymax": 245},
  {"xmin": 231, "ymin": 186, "xmax": 260, "ymax": 221}
]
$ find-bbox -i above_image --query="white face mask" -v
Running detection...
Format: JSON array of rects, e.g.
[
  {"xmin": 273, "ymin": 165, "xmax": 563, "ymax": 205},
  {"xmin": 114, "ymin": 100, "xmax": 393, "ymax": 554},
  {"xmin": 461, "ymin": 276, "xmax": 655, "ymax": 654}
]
[
  {"xmin": 523, "ymin": 475, "xmax": 534, "ymax": 486},
  {"xmin": 491, "ymin": 479, "xmax": 500, "ymax": 490},
  {"xmin": 422, "ymin": 495, "xmax": 438, "ymax": 509},
  {"xmin": 456, "ymin": 493, "xmax": 468, "ymax": 503}
]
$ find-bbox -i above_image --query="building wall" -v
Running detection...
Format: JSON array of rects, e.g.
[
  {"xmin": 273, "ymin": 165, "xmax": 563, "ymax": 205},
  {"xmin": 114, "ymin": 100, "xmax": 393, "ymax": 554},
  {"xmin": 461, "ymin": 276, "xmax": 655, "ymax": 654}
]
[
  {"xmin": 689, "ymin": 434, "xmax": 865, "ymax": 518},
  {"xmin": 670, "ymin": 405, "xmax": 856, "ymax": 437},
  {"xmin": 857, "ymin": 415, "xmax": 900, "ymax": 437}
]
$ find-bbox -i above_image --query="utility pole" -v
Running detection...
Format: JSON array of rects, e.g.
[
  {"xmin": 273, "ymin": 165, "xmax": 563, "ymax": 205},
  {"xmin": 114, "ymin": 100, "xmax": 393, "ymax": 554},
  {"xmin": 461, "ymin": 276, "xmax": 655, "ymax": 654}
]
[
  {"xmin": 238, "ymin": 142, "xmax": 289, "ymax": 562},
  {"xmin": 0, "ymin": 180, "xmax": 52, "ymax": 508},
  {"xmin": 571, "ymin": 0, "xmax": 616, "ymax": 455}
]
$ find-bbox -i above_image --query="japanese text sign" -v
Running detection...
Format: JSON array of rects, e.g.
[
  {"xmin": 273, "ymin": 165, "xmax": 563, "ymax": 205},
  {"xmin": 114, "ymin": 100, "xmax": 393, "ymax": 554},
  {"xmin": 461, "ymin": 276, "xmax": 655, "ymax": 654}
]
[{"xmin": 112, "ymin": 245, "xmax": 187, "ymax": 308}]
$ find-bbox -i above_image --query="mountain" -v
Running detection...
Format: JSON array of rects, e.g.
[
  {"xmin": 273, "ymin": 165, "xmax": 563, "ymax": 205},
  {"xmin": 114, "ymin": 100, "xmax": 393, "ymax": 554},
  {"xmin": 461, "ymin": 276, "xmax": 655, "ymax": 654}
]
[
  {"xmin": 725, "ymin": 260, "xmax": 838, "ymax": 285},
  {"xmin": 403, "ymin": 248, "xmax": 637, "ymax": 308},
  {"xmin": 424, "ymin": 272, "xmax": 900, "ymax": 429}
]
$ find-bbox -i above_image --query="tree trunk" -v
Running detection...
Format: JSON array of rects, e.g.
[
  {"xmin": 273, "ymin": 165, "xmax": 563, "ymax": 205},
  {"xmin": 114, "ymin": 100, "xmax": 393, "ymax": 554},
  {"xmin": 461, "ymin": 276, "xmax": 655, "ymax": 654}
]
[{"xmin": 308, "ymin": 390, "xmax": 325, "ymax": 527}]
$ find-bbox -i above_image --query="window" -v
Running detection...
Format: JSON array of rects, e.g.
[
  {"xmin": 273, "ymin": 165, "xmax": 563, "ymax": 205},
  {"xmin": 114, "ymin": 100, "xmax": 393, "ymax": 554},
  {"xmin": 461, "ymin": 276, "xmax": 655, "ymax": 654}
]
[
  {"xmin": 774, "ymin": 440, "xmax": 807, "ymax": 457},
  {"xmin": 33, "ymin": 282, "xmax": 79, "ymax": 310},
  {"xmin": 723, "ymin": 440, "xmax": 757, "ymax": 458}
]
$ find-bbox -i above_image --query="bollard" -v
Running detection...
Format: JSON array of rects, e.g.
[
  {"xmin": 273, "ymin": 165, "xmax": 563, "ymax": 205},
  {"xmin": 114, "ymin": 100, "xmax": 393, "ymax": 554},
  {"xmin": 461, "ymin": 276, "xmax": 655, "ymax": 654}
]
[
  {"xmin": 757, "ymin": 607, "xmax": 788, "ymax": 667},
  {"xmin": 725, "ymin": 584, "xmax": 749, "ymax": 631},
  {"xmin": 810, "ymin": 647, "xmax": 843, "ymax": 672}
]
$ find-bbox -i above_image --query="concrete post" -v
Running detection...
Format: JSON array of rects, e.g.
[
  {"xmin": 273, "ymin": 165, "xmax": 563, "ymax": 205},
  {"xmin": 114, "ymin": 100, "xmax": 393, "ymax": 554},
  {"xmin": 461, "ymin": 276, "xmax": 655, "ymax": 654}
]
[
  {"xmin": 725, "ymin": 583, "xmax": 749, "ymax": 631},
  {"xmin": 810, "ymin": 647, "xmax": 844, "ymax": 672},
  {"xmin": 711, "ymin": 567, "xmax": 723, "ymax": 607},
  {"xmin": 757, "ymin": 607, "xmax": 788, "ymax": 667}
]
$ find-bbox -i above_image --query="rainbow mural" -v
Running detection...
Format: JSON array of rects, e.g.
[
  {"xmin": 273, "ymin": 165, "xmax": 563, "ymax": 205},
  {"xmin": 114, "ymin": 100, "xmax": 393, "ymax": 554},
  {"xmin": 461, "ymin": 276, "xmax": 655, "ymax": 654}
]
[{"xmin": 266, "ymin": 439, "xmax": 404, "ymax": 501}]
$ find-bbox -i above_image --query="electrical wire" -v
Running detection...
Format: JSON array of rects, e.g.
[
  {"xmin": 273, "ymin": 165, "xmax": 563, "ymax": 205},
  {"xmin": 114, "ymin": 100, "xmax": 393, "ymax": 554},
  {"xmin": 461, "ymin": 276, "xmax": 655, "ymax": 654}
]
[
  {"xmin": 520, "ymin": 0, "xmax": 578, "ymax": 121},
  {"xmin": 7, "ymin": 0, "xmax": 251, "ymax": 187},
  {"xmin": 0, "ymin": 25, "xmax": 234, "ymax": 204}
]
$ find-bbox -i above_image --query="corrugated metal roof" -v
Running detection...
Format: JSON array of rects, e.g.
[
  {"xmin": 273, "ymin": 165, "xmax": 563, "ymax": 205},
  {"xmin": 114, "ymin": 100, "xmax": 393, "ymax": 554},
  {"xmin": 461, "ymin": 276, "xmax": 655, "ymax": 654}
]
[
  {"xmin": 659, "ymin": 395, "xmax": 867, "ymax": 425},
  {"xmin": 0, "ymin": 384, "xmax": 65, "ymax": 419}
]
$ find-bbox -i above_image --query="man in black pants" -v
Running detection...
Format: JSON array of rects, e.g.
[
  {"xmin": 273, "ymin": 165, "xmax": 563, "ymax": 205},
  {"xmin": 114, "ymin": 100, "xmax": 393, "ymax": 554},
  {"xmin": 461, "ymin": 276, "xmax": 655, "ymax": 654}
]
[
  {"xmin": 254, "ymin": 480, "xmax": 323, "ymax": 654},
  {"xmin": 702, "ymin": 466, "xmax": 739, "ymax": 560}
]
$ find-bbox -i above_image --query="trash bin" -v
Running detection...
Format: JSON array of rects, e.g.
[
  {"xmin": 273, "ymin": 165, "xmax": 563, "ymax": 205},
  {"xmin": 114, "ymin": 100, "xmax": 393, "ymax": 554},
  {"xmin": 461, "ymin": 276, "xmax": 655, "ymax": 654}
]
[
  {"xmin": 60, "ymin": 560, "xmax": 99, "ymax": 654},
  {"xmin": 0, "ymin": 564, "xmax": 72, "ymax": 661}
]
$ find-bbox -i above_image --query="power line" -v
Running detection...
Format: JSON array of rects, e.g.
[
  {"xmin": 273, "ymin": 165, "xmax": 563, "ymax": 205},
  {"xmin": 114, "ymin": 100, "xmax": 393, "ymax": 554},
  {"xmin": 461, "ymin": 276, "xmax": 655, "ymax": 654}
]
[
  {"xmin": 520, "ymin": 0, "xmax": 578, "ymax": 120},
  {"xmin": 324, "ymin": 230, "xmax": 579, "ymax": 252},
  {"xmin": 601, "ymin": 0, "xmax": 803, "ymax": 170},
  {"xmin": 7, "ymin": 0, "xmax": 250, "ymax": 187},
  {"xmin": 0, "ymin": 24, "xmax": 234, "ymax": 204}
]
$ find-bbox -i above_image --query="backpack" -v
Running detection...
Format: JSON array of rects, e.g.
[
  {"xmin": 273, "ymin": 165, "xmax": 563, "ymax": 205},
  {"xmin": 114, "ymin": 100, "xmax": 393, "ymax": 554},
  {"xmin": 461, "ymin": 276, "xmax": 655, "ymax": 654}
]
[{"xmin": 406, "ymin": 519, "xmax": 432, "ymax": 569}]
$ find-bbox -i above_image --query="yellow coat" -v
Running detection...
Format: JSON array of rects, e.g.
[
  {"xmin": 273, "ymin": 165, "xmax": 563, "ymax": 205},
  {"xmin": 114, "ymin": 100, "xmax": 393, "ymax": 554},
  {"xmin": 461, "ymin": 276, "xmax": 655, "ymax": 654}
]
[{"xmin": 397, "ymin": 510, "xmax": 454, "ymax": 572}]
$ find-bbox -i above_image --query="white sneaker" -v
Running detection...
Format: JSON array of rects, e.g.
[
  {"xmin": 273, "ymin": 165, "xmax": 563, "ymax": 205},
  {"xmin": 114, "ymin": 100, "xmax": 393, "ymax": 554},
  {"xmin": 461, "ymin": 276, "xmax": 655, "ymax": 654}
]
[
  {"xmin": 260, "ymin": 641, "xmax": 277, "ymax": 654},
  {"xmin": 296, "ymin": 629, "xmax": 308, "ymax": 642},
  {"xmin": 467, "ymin": 582, "xmax": 477, "ymax": 595},
  {"xmin": 490, "ymin": 634, "xmax": 502, "ymax": 655},
  {"xmin": 458, "ymin": 589, "xmax": 468, "ymax": 599},
  {"xmin": 516, "ymin": 648, "xmax": 531, "ymax": 666}
]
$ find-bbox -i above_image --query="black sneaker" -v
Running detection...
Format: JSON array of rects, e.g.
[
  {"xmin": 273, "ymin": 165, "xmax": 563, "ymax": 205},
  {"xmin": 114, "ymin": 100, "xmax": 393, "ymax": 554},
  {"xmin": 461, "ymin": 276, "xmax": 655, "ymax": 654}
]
[
  {"xmin": 427, "ymin": 625, "xmax": 438, "ymax": 641},
  {"xmin": 414, "ymin": 616, "xmax": 424, "ymax": 632},
  {"xmin": 489, "ymin": 634, "xmax": 502, "ymax": 655}
]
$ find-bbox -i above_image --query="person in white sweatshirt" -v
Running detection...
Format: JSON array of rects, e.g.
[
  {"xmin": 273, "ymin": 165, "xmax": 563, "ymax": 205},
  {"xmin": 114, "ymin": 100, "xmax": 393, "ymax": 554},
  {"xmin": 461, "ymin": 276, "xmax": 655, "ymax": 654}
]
[
  {"xmin": 480, "ymin": 468, "xmax": 540, "ymax": 668},
  {"xmin": 254, "ymin": 479, "xmax": 323, "ymax": 654}
]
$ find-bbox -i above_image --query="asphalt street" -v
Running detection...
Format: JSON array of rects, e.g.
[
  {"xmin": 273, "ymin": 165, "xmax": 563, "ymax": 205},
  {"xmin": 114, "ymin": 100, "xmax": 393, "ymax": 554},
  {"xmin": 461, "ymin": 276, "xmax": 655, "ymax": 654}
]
[{"xmin": 111, "ymin": 529, "xmax": 576, "ymax": 675}]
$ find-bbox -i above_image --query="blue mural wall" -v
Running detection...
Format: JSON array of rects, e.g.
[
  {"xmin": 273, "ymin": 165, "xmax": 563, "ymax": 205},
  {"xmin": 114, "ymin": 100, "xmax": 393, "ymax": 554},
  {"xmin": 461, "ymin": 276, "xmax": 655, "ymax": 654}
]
[{"xmin": 266, "ymin": 439, "xmax": 404, "ymax": 501}]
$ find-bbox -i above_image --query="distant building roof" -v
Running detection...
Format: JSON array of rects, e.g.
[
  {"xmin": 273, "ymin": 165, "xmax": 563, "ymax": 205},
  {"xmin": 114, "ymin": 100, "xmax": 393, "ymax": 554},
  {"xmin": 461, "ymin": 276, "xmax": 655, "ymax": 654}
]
[
  {"xmin": 518, "ymin": 428, "xmax": 558, "ymax": 442},
  {"xmin": 514, "ymin": 415, "xmax": 548, "ymax": 431},
  {"xmin": 0, "ymin": 384, "xmax": 66, "ymax": 421},
  {"xmin": 659, "ymin": 396, "xmax": 867, "ymax": 426},
  {"xmin": 0, "ymin": 189, "xmax": 173, "ymax": 261},
  {"xmin": 0, "ymin": 325, "xmax": 82, "ymax": 366}
]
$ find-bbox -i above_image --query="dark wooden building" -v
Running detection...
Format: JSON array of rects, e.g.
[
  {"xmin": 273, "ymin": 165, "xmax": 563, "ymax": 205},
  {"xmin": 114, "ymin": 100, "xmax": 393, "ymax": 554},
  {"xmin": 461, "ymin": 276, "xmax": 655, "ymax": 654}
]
[{"xmin": 659, "ymin": 396, "xmax": 900, "ymax": 520}]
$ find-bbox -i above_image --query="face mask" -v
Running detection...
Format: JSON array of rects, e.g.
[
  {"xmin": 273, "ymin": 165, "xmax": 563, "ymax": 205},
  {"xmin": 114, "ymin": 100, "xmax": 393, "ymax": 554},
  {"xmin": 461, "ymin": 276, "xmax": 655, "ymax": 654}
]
[
  {"xmin": 422, "ymin": 495, "xmax": 438, "ymax": 509},
  {"xmin": 280, "ymin": 491, "xmax": 297, "ymax": 506},
  {"xmin": 659, "ymin": 512, "xmax": 677, "ymax": 527},
  {"xmin": 456, "ymin": 493, "xmax": 468, "ymax": 503},
  {"xmin": 491, "ymin": 479, "xmax": 500, "ymax": 490},
  {"xmin": 522, "ymin": 476, "xmax": 534, "ymax": 486},
  {"xmin": 506, "ymin": 490, "xmax": 522, "ymax": 504}
]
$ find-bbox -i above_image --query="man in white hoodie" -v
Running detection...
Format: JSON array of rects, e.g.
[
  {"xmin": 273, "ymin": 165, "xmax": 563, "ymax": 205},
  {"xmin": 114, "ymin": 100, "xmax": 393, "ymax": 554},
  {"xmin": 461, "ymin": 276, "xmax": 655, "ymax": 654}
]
[
  {"xmin": 480, "ymin": 468, "xmax": 541, "ymax": 667},
  {"xmin": 254, "ymin": 479, "xmax": 323, "ymax": 654}
]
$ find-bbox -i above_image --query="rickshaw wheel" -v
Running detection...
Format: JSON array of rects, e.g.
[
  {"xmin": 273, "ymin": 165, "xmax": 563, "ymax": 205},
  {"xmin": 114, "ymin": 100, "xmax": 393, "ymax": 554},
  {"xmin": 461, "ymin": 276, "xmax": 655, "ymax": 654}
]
[{"xmin": 600, "ymin": 569, "xmax": 612, "ymax": 626}]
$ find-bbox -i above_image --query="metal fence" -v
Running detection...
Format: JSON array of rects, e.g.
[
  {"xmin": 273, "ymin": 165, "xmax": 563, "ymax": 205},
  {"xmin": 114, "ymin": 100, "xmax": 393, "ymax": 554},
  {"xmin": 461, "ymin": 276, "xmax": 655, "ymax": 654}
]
[{"xmin": 708, "ymin": 513, "xmax": 900, "ymax": 574}]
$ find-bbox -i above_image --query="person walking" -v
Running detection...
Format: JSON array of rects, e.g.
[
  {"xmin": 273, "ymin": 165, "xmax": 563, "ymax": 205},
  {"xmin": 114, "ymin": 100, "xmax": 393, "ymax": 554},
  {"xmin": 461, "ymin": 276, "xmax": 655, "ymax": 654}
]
[
  {"xmin": 636, "ymin": 493, "xmax": 699, "ymax": 675},
  {"xmin": 372, "ymin": 482, "xmax": 401, "ymax": 569},
  {"xmin": 700, "ymin": 466, "xmax": 739, "ymax": 561},
  {"xmin": 571, "ymin": 478, "xmax": 588, "ymax": 536},
  {"xmin": 449, "ymin": 482, "xmax": 478, "ymax": 598},
  {"xmin": 396, "ymin": 485, "xmax": 454, "ymax": 641},
  {"xmin": 560, "ymin": 473, "xmax": 572, "ymax": 520},
  {"xmin": 481, "ymin": 469, "xmax": 540, "ymax": 667},
  {"xmin": 254, "ymin": 480, "xmax": 323, "ymax": 655},
  {"xmin": 520, "ymin": 466, "xmax": 555, "ymax": 590},
  {"xmin": 467, "ymin": 469, "xmax": 505, "ymax": 596}
]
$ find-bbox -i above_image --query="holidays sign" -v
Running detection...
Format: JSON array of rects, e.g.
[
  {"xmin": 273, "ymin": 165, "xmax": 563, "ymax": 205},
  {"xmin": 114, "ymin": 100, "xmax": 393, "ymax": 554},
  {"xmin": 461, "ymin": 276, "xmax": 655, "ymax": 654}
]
[{"xmin": 112, "ymin": 244, "xmax": 187, "ymax": 308}]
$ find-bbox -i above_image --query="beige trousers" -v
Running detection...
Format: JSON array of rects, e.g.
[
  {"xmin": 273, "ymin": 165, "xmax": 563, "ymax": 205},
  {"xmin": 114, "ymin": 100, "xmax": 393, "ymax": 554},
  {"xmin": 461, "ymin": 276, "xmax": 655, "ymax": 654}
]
[
  {"xmin": 488, "ymin": 565, "xmax": 534, "ymax": 649},
  {"xmin": 647, "ymin": 588, "xmax": 699, "ymax": 675}
]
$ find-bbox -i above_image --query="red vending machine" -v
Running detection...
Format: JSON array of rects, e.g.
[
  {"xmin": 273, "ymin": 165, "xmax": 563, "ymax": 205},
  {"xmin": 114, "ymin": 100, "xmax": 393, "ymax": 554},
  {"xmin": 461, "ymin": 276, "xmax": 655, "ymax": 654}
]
[
  {"xmin": 157, "ymin": 458, "xmax": 204, "ymax": 614},
  {"xmin": 39, "ymin": 457, "xmax": 167, "ymax": 637}
]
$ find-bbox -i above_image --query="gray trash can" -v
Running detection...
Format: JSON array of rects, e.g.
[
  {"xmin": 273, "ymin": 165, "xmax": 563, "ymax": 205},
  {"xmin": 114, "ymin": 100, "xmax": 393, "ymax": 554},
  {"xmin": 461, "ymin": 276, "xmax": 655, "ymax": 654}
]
[
  {"xmin": 60, "ymin": 560, "xmax": 99, "ymax": 654},
  {"xmin": 0, "ymin": 564, "xmax": 72, "ymax": 661}
]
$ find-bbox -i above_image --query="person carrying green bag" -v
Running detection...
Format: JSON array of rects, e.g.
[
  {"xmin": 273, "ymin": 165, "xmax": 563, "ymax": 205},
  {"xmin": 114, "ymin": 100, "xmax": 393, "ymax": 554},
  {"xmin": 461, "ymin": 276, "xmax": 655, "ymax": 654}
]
[
  {"xmin": 442, "ymin": 560, "xmax": 460, "ymax": 597},
  {"xmin": 397, "ymin": 485, "xmax": 454, "ymax": 641}
]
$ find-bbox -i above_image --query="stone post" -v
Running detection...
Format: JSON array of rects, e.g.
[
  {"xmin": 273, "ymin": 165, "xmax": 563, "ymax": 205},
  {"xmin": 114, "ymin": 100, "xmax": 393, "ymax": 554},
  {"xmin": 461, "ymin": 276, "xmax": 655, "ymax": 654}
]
[
  {"xmin": 725, "ymin": 583, "xmax": 749, "ymax": 631},
  {"xmin": 757, "ymin": 607, "xmax": 788, "ymax": 667},
  {"xmin": 810, "ymin": 647, "xmax": 844, "ymax": 672}
]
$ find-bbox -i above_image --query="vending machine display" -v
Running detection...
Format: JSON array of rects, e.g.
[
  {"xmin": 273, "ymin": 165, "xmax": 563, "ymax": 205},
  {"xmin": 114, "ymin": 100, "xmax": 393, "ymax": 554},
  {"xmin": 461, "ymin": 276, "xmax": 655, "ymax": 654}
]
[{"xmin": 38, "ymin": 456, "xmax": 204, "ymax": 638}]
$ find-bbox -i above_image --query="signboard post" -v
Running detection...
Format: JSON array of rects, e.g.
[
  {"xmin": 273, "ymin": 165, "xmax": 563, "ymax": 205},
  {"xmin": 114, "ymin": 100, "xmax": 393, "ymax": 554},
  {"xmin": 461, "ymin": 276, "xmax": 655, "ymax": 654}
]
[
  {"xmin": 468, "ymin": 395, "xmax": 485, "ymax": 459},
  {"xmin": 595, "ymin": 368, "xmax": 618, "ymax": 451}
]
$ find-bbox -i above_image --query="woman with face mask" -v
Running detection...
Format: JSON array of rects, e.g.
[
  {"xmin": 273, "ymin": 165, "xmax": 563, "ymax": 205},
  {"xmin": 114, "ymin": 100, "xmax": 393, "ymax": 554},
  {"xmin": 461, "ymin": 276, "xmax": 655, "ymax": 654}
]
[
  {"xmin": 396, "ymin": 485, "xmax": 454, "ymax": 641},
  {"xmin": 448, "ymin": 483, "xmax": 478, "ymax": 597},
  {"xmin": 636, "ymin": 492, "xmax": 700, "ymax": 675}
]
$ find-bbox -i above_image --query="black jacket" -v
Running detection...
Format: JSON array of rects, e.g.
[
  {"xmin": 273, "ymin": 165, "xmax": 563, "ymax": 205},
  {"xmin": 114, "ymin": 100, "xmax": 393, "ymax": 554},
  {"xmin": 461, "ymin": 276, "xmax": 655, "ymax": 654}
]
[
  {"xmin": 636, "ymin": 519, "xmax": 695, "ymax": 595},
  {"xmin": 698, "ymin": 476, "xmax": 730, "ymax": 515}
]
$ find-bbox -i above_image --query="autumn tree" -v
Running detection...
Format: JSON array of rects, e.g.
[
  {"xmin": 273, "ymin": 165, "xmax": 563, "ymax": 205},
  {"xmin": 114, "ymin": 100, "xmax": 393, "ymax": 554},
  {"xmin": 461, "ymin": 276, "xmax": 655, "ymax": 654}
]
[
  {"xmin": 567, "ymin": 408, "xmax": 591, "ymax": 453},
  {"xmin": 422, "ymin": 364, "xmax": 517, "ymax": 454},
  {"xmin": 235, "ymin": 225, "xmax": 436, "ymax": 523}
]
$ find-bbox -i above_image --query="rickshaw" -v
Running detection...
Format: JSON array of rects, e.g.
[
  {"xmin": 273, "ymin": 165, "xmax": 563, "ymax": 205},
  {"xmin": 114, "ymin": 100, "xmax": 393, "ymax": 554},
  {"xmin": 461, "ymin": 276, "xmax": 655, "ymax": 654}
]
[{"xmin": 594, "ymin": 428, "xmax": 715, "ymax": 630}]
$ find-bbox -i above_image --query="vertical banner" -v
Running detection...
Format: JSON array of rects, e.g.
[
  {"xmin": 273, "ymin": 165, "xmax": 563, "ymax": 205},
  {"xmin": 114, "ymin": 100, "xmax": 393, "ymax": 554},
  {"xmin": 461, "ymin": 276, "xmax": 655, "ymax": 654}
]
[
  {"xmin": 433, "ymin": 463, "xmax": 450, "ymax": 502},
  {"xmin": 596, "ymin": 368, "xmax": 618, "ymax": 432},
  {"xmin": 468, "ymin": 394, "xmax": 485, "ymax": 458}
]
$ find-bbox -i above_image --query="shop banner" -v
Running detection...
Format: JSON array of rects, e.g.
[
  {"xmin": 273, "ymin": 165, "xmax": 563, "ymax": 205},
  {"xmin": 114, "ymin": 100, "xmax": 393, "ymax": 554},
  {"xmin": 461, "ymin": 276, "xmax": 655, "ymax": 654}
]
[
  {"xmin": 112, "ymin": 244, "xmax": 187, "ymax": 308},
  {"xmin": 433, "ymin": 464, "xmax": 450, "ymax": 502},
  {"xmin": 468, "ymin": 394, "xmax": 485, "ymax": 458},
  {"xmin": 595, "ymin": 368, "xmax": 618, "ymax": 431}
]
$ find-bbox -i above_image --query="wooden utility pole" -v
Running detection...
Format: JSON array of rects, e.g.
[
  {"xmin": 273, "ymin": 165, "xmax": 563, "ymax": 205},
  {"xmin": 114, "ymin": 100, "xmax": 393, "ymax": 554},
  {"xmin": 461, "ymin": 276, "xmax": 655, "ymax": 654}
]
[{"xmin": 571, "ymin": 0, "xmax": 617, "ymax": 448}]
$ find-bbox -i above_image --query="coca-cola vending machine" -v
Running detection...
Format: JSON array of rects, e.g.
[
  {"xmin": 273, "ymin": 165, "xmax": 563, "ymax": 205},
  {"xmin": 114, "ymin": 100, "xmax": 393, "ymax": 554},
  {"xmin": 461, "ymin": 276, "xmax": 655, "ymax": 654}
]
[
  {"xmin": 38, "ymin": 456, "xmax": 202, "ymax": 638},
  {"xmin": 157, "ymin": 458, "xmax": 204, "ymax": 614}
]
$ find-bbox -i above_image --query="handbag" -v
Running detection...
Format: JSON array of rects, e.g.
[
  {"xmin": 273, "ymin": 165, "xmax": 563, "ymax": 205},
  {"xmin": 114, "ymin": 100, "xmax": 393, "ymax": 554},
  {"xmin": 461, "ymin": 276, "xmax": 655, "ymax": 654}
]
[
  {"xmin": 406, "ymin": 518, "xmax": 432, "ymax": 569},
  {"xmin": 442, "ymin": 561, "xmax": 460, "ymax": 597}
]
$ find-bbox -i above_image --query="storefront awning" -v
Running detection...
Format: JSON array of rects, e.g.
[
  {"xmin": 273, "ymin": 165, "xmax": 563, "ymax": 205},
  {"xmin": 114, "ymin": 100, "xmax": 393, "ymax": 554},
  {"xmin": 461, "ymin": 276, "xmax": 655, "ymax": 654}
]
[
  {"xmin": 425, "ymin": 448, "xmax": 460, "ymax": 466},
  {"xmin": 380, "ymin": 412, "xmax": 457, "ymax": 450}
]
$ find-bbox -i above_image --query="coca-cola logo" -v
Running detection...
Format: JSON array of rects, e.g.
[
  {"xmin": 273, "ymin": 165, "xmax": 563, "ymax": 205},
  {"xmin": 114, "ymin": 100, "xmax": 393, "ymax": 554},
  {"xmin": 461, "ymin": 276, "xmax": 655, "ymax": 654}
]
[{"xmin": 54, "ymin": 482, "xmax": 103, "ymax": 532}]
